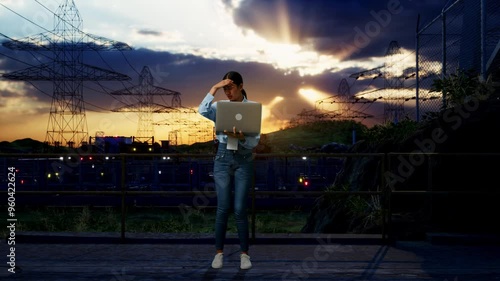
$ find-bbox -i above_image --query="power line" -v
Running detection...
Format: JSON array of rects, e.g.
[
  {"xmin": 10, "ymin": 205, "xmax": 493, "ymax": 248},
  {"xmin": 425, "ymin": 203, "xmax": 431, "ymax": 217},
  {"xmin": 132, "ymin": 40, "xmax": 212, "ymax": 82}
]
[{"xmin": 1, "ymin": 0, "xmax": 133, "ymax": 147}]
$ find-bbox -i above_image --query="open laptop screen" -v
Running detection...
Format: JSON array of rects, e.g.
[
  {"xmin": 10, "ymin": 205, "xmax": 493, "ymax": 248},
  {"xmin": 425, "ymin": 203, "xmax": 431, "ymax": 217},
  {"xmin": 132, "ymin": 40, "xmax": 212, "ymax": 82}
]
[{"xmin": 215, "ymin": 101, "xmax": 262, "ymax": 137}]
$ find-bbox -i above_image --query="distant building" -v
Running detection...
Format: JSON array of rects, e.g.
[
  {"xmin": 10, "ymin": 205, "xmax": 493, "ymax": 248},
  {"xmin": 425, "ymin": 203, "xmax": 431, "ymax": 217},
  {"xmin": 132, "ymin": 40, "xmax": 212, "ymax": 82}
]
[{"xmin": 91, "ymin": 136, "xmax": 134, "ymax": 153}]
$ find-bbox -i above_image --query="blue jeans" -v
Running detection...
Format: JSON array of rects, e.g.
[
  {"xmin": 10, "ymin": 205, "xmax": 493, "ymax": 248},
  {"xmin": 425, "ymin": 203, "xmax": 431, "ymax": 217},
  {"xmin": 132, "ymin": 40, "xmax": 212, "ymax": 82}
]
[{"xmin": 213, "ymin": 143, "xmax": 254, "ymax": 252}]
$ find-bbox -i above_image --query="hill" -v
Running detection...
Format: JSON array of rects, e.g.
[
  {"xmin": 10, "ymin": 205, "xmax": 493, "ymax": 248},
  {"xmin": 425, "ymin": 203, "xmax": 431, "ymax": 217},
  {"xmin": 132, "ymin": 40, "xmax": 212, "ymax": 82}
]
[
  {"xmin": 0, "ymin": 138, "xmax": 46, "ymax": 153},
  {"xmin": 0, "ymin": 120, "xmax": 366, "ymax": 154},
  {"xmin": 173, "ymin": 120, "xmax": 365, "ymax": 154},
  {"xmin": 260, "ymin": 120, "xmax": 366, "ymax": 153}
]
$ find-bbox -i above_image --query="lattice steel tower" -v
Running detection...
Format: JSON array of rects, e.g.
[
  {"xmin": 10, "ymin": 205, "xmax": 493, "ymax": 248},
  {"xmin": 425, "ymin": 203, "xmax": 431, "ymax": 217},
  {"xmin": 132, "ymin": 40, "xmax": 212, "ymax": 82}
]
[
  {"xmin": 110, "ymin": 66, "xmax": 181, "ymax": 144},
  {"xmin": 315, "ymin": 78, "xmax": 374, "ymax": 120},
  {"xmin": 383, "ymin": 41, "xmax": 405, "ymax": 123},
  {"xmin": 348, "ymin": 41, "xmax": 411, "ymax": 124},
  {"xmin": 2, "ymin": 0, "xmax": 131, "ymax": 147}
]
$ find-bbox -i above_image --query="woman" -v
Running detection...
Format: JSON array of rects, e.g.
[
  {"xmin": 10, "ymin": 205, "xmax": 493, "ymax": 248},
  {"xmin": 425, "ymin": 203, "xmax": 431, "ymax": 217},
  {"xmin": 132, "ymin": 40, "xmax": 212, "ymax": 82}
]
[{"xmin": 198, "ymin": 71, "xmax": 260, "ymax": 270}]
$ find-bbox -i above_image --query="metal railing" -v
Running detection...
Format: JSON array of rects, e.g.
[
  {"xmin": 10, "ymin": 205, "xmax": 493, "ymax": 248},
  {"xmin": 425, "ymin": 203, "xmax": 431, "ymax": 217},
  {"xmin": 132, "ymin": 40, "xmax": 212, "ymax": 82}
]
[{"xmin": 3, "ymin": 152, "xmax": 498, "ymax": 242}]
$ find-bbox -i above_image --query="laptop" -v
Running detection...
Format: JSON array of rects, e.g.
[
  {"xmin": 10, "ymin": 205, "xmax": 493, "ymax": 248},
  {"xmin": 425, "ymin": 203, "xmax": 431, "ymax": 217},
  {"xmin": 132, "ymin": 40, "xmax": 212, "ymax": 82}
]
[{"xmin": 215, "ymin": 101, "xmax": 262, "ymax": 137}]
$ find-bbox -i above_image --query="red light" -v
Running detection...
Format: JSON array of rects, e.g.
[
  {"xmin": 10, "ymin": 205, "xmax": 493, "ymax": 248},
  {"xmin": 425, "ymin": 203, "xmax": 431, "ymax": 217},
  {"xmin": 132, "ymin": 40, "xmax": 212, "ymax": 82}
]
[
  {"xmin": 304, "ymin": 181, "xmax": 309, "ymax": 186},
  {"xmin": 190, "ymin": 169, "xmax": 194, "ymax": 175},
  {"xmin": 89, "ymin": 156, "xmax": 93, "ymax": 160},
  {"xmin": 20, "ymin": 179, "xmax": 25, "ymax": 184}
]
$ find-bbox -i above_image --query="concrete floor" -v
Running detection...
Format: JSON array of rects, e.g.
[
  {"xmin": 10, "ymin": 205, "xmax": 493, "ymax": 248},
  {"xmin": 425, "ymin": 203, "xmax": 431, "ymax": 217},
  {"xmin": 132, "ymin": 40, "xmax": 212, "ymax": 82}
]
[{"xmin": 2, "ymin": 232, "xmax": 500, "ymax": 281}]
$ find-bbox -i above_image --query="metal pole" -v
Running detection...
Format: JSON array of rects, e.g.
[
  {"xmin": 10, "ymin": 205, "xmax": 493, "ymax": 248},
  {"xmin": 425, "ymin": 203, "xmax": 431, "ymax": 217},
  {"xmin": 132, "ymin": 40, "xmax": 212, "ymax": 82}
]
[
  {"xmin": 251, "ymin": 168, "xmax": 256, "ymax": 241},
  {"xmin": 120, "ymin": 155, "xmax": 126, "ymax": 242},
  {"xmin": 480, "ymin": 0, "xmax": 486, "ymax": 81},
  {"xmin": 415, "ymin": 14, "xmax": 421, "ymax": 122},
  {"xmin": 441, "ymin": 9, "xmax": 447, "ymax": 109},
  {"xmin": 382, "ymin": 153, "xmax": 391, "ymax": 243}
]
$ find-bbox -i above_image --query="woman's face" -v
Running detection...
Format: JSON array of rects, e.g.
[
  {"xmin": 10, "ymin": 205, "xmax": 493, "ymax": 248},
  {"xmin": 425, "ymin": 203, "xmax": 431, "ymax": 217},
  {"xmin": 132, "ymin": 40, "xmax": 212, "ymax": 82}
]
[{"xmin": 223, "ymin": 82, "xmax": 244, "ymax": 102}]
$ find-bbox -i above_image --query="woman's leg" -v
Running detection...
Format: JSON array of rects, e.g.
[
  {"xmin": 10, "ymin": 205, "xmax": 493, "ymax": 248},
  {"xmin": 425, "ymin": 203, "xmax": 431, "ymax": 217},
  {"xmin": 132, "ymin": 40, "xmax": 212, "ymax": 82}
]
[
  {"xmin": 213, "ymin": 150, "xmax": 232, "ymax": 252},
  {"xmin": 233, "ymin": 154, "xmax": 253, "ymax": 253}
]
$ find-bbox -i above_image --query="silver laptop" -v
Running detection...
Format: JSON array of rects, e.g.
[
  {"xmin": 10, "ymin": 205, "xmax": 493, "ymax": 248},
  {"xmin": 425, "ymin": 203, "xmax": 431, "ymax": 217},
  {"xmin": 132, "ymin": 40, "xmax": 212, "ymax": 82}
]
[{"xmin": 215, "ymin": 101, "xmax": 262, "ymax": 137}]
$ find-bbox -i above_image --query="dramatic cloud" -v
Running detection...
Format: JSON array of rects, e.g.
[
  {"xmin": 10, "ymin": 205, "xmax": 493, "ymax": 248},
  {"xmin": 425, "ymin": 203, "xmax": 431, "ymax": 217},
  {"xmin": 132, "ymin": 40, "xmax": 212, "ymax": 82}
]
[{"xmin": 0, "ymin": 0, "xmax": 448, "ymax": 142}]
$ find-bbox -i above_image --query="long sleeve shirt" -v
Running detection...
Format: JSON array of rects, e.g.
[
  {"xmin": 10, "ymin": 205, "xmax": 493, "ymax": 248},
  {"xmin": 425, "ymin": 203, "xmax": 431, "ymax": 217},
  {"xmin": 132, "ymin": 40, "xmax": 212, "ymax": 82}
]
[{"xmin": 198, "ymin": 93, "xmax": 260, "ymax": 150}]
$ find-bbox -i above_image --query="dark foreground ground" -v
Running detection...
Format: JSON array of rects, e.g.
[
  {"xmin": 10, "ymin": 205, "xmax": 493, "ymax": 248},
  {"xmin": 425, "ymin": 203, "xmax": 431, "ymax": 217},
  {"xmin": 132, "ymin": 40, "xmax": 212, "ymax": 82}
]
[{"xmin": 2, "ymin": 232, "xmax": 500, "ymax": 281}]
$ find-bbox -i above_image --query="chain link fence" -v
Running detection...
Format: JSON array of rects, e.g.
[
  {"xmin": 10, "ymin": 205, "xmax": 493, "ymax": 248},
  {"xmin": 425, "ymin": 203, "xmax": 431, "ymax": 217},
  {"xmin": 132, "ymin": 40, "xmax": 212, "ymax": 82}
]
[{"xmin": 415, "ymin": 0, "xmax": 500, "ymax": 121}]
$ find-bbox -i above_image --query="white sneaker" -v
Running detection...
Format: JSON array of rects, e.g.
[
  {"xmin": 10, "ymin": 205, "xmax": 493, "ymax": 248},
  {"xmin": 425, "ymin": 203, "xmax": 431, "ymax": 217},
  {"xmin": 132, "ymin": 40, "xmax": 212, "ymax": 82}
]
[
  {"xmin": 211, "ymin": 253, "xmax": 223, "ymax": 269},
  {"xmin": 240, "ymin": 254, "xmax": 252, "ymax": 270}
]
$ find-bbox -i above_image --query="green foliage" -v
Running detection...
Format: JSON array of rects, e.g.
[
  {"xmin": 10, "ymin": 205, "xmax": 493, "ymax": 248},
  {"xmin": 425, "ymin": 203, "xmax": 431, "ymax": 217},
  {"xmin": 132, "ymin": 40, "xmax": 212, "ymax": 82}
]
[
  {"xmin": 346, "ymin": 195, "xmax": 383, "ymax": 232},
  {"xmin": 75, "ymin": 206, "xmax": 92, "ymax": 232},
  {"xmin": 429, "ymin": 68, "xmax": 494, "ymax": 107},
  {"xmin": 254, "ymin": 210, "xmax": 307, "ymax": 233},
  {"xmin": 362, "ymin": 118, "xmax": 420, "ymax": 144},
  {"xmin": 3, "ymin": 206, "xmax": 308, "ymax": 235},
  {"xmin": 324, "ymin": 185, "xmax": 383, "ymax": 233}
]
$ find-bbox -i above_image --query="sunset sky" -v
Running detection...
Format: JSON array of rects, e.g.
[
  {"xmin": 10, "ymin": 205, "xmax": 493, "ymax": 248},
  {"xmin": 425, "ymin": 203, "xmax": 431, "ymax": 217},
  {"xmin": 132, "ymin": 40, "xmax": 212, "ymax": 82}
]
[{"xmin": 0, "ymin": 0, "xmax": 447, "ymax": 144}]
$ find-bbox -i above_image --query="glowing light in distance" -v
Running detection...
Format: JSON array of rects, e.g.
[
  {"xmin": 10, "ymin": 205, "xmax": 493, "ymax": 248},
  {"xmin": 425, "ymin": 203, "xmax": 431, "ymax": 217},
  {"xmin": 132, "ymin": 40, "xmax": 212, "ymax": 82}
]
[{"xmin": 298, "ymin": 88, "xmax": 332, "ymax": 107}]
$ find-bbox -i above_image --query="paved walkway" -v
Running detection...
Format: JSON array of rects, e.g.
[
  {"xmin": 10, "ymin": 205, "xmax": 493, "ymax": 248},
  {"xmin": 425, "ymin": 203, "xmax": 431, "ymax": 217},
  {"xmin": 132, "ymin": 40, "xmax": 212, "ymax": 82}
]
[{"xmin": 2, "ymin": 232, "xmax": 500, "ymax": 281}]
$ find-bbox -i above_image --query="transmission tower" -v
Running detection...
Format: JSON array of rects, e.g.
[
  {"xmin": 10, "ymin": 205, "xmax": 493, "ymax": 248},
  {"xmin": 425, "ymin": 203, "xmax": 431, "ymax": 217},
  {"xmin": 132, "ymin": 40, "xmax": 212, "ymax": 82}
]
[
  {"xmin": 110, "ymin": 66, "xmax": 181, "ymax": 144},
  {"xmin": 349, "ymin": 41, "xmax": 418, "ymax": 124},
  {"xmin": 383, "ymin": 41, "xmax": 406, "ymax": 123},
  {"xmin": 1, "ymin": 0, "xmax": 131, "ymax": 147},
  {"xmin": 289, "ymin": 77, "xmax": 375, "ymax": 127},
  {"xmin": 153, "ymin": 108, "xmax": 214, "ymax": 145},
  {"xmin": 315, "ymin": 78, "xmax": 374, "ymax": 120}
]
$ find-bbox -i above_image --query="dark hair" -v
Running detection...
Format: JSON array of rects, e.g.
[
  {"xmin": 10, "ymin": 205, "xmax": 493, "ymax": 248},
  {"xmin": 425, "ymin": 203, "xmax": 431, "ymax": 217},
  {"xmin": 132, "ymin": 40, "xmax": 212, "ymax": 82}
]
[{"xmin": 223, "ymin": 71, "xmax": 247, "ymax": 99}]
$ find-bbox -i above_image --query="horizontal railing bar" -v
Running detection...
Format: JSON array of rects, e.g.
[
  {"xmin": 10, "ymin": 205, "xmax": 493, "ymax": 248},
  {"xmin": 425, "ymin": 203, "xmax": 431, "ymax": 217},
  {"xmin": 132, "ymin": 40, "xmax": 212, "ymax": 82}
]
[
  {"xmin": 391, "ymin": 190, "xmax": 500, "ymax": 194},
  {"xmin": 7, "ymin": 190, "xmax": 381, "ymax": 196},
  {"xmin": 8, "ymin": 190, "xmax": 499, "ymax": 196}
]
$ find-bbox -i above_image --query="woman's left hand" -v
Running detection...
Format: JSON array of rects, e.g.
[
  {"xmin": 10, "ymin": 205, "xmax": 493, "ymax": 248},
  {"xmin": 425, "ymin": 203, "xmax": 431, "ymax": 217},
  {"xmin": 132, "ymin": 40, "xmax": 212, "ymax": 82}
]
[{"xmin": 224, "ymin": 126, "xmax": 245, "ymax": 140}]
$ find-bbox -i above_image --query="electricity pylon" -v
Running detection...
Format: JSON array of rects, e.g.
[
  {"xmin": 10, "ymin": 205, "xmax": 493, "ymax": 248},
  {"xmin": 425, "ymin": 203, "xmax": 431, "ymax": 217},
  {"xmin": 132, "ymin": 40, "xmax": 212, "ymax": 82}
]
[
  {"xmin": 2, "ymin": 0, "xmax": 131, "ymax": 147},
  {"xmin": 315, "ymin": 78, "xmax": 374, "ymax": 120},
  {"xmin": 110, "ymin": 66, "xmax": 181, "ymax": 144},
  {"xmin": 383, "ymin": 41, "xmax": 406, "ymax": 123},
  {"xmin": 349, "ymin": 41, "xmax": 412, "ymax": 124}
]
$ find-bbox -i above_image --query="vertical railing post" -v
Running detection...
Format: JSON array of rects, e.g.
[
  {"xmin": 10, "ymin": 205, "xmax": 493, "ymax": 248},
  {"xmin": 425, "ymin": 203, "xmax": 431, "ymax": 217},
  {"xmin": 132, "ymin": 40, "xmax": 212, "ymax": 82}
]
[
  {"xmin": 120, "ymin": 154, "xmax": 126, "ymax": 242},
  {"xmin": 251, "ymin": 162, "xmax": 256, "ymax": 242},
  {"xmin": 480, "ymin": 0, "xmax": 486, "ymax": 81},
  {"xmin": 441, "ymin": 9, "xmax": 447, "ymax": 109},
  {"xmin": 415, "ymin": 14, "xmax": 421, "ymax": 122},
  {"xmin": 382, "ymin": 153, "xmax": 392, "ymax": 243},
  {"xmin": 427, "ymin": 153, "xmax": 434, "ymax": 227}
]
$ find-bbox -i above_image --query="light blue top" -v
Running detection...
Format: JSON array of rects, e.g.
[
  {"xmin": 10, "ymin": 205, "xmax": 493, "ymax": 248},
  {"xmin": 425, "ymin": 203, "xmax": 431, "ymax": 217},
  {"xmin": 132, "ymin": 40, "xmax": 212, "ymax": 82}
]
[{"xmin": 198, "ymin": 93, "xmax": 261, "ymax": 149}]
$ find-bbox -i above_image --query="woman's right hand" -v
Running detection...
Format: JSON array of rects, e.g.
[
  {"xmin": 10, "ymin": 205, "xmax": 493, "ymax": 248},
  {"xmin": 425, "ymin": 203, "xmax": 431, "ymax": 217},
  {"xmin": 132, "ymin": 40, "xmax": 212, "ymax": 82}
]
[{"xmin": 210, "ymin": 79, "xmax": 234, "ymax": 95}]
